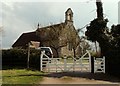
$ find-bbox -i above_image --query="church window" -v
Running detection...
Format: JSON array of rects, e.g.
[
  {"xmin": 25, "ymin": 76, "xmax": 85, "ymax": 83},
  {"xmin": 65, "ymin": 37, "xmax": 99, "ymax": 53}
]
[{"xmin": 68, "ymin": 42, "xmax": 72, "ymax": 51}]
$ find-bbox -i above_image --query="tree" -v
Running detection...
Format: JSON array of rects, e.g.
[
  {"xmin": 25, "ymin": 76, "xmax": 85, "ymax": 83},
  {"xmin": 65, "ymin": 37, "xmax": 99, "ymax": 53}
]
[
  {"xmin": 65, "ymin": 26, "xmax": 80, "ymax": 58},
  {"xmin": 47, "ymin": 23, "xmax": 68, "ymax": 58},
  {"xmin": 37, "ymin": 22, "xmax": 81, "ymax": 58},
  {"xmin": 85, "ymin": 0, "xmax": 109, "ymax": 56},
  {"xmin": 85, "ymin": 0, "xmax": 120, "ymax": 76},
  {"xmin": 79, "ymin": 38, "xmax": 91, "ymax": 55}
]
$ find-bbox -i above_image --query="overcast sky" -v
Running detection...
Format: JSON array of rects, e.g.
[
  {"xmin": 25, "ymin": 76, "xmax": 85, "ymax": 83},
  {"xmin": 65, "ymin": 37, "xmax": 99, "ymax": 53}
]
[{"xmin": 1, "ymin": 0, "xmax": 119, "ymax": 49}]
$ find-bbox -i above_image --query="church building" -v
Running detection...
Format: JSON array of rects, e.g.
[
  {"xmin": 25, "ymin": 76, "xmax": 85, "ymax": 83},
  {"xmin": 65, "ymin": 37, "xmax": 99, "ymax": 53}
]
[{"xmin": 12, "ymin": 8, "xmax": 81, "ymax": 57}]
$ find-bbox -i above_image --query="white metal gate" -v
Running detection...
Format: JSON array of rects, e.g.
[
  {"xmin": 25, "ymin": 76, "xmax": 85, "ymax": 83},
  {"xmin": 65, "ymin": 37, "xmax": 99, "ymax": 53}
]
[{"xmin": 40, "ymin": 50, "xmax": 91, "ymax": 73}]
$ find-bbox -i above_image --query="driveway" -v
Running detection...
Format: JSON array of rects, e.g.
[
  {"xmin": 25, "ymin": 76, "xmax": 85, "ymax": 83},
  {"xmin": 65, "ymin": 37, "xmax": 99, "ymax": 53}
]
[{"xmin": 40, "ymin": 72, "xmax": 120, "ymax": 84}]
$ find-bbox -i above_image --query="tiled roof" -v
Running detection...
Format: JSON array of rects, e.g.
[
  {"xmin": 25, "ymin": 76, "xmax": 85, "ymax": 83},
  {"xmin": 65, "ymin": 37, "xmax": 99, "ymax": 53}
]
[{"xmin": 12, "ymin": 31, "xmax": 41, "ymax": 48}]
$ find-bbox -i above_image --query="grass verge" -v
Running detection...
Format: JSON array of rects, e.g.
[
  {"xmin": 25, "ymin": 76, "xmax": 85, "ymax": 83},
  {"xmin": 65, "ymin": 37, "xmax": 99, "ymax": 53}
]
[{"xmin": 2, "ymin": 69, "xmax": 44, "ymax": 84}]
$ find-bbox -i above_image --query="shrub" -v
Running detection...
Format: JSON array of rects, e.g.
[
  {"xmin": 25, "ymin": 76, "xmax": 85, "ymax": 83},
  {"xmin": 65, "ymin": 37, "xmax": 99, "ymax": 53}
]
[{"xmin": 2, "ymin": 49, "xmax": 41, "ymax": 70}]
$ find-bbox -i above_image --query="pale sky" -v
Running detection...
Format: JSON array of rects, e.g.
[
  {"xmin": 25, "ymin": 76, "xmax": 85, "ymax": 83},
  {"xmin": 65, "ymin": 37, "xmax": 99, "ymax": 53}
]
[{"xmin": 1, "ymin": 0, "xmax": 119, "ymax": 49}]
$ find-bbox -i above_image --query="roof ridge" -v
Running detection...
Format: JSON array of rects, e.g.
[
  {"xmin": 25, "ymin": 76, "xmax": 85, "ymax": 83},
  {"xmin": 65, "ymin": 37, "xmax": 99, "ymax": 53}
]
[
  {"xmin": 22, "ymin": 31, "xmax": 36, "ymax": 34},
  {"xmin": 37, "ymin": 22, "xmax": 65, "ymax": 29}
]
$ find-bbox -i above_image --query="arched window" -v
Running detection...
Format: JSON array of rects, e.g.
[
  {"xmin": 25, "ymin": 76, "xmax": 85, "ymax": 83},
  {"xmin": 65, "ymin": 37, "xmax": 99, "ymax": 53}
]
[{"xmin": 68, "ymin": 42, "xmax": 72, "ymax": 51}]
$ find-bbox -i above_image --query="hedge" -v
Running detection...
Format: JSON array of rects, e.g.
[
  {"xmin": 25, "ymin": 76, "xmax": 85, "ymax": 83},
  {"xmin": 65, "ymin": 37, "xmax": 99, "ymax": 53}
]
[
  {"xmin": 2, "ymin": 49, "xmax": 41, "ymax": 70},
  {"xmin": 105, "ymin": 50, "xmax": 120, "ymax": 77}
]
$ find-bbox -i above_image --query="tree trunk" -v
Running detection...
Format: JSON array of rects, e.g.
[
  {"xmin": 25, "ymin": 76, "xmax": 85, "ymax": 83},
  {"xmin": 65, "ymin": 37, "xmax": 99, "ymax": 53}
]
[
  {"xmin": 96, "ymin": 0, "xmax": 103, "ymax": 19},
  {"xmin": 95, "ymin": 41, "xmax": 98, "ymax": 55},
  {"xmin": 53, "ymin": 48, "xmax": 59, "ymax": 58},
  {"xmin": 56, "ymin": 49, "xmax": 59, "ymax": 58},
  {"xmin": 73, "ymin": 48, "xmax": 76, "ymax": 58}
]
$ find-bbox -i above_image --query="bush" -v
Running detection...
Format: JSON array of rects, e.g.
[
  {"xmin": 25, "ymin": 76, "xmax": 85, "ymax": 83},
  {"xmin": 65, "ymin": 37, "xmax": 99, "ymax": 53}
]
[
  {"xmin": 105, "ymin": 50, "xmax": 120, "ymax": 77},
  {"xmin": 29, "ymin": 49, "xmax": 40, "ymax": 70},
  {"xmin": 2, "ymin": 49, "xmax": 41, "ymax": 70}
]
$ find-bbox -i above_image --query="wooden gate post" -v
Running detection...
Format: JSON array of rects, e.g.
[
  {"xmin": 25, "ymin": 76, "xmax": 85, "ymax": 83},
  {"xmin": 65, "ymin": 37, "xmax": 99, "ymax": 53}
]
[
  {"xmin": 103, "ymin": 56, "xmax": 105, "ymax": 73},
  {"xmin": 40, "ymin": 51, "xmax": 44, "ymax": 71},
  {"xmin": 91, "ymin": 56, "xmax": 94, "ymax": 73},
  {"xmin": 27, "ymin": 43, "xmax": 30, "ymax": 69}
]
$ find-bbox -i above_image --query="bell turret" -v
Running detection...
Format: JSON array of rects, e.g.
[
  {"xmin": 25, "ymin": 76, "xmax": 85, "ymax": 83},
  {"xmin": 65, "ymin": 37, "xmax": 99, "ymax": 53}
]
[{"xmin": 65, "ymin": 8, "xmax": 73, "ymax": 24}]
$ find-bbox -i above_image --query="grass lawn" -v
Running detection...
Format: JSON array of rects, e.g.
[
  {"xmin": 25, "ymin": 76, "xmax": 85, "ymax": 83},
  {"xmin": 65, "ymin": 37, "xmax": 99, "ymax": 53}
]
[{"xmin": 2, "ymin": 69, "xmax": 45, "ymax": 84}]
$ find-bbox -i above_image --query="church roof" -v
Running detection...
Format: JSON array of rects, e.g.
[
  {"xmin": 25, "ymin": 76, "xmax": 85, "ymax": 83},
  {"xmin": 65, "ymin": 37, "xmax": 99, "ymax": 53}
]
[
  {"xmin": 36, "ymin": 22, "xmax": 66, "ymax": 40},
  {"xmin": 37, "ymin": 23, "xmax": 65, "ymax": 31},
  {"xmin": 12, "ymin": 22, "xmax": 66, "ymax": 48},
  {"xmin": 12, "ymin": 31, "xmax": 41, "ymax": 48}
]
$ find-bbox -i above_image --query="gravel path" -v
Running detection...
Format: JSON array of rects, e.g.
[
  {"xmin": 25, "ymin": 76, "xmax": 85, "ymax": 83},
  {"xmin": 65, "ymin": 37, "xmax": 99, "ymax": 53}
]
[{"xmin": 40, "ymin": 72, "xmax": 120, "ymax": 84}]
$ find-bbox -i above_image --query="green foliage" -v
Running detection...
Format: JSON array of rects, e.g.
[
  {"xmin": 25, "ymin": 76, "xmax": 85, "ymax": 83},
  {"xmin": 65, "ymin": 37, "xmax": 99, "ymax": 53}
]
[
  {"xmin": 2, "ymin": 49, "xmax": 27, "ymax": 68},
  {"xmin": 29, "ymin": 49, "xmax": 41, "ymax": 70},
  {"xmin": 2, "ymin": 49, "xmax": 41, "ymax": 70},
  {"xmin": 85, "ymin": 17, "xmax": 120, "ymax": 77},
  {"xmin": 85, "ymin": 18, "xmax": 108, "ymax": 42}
]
